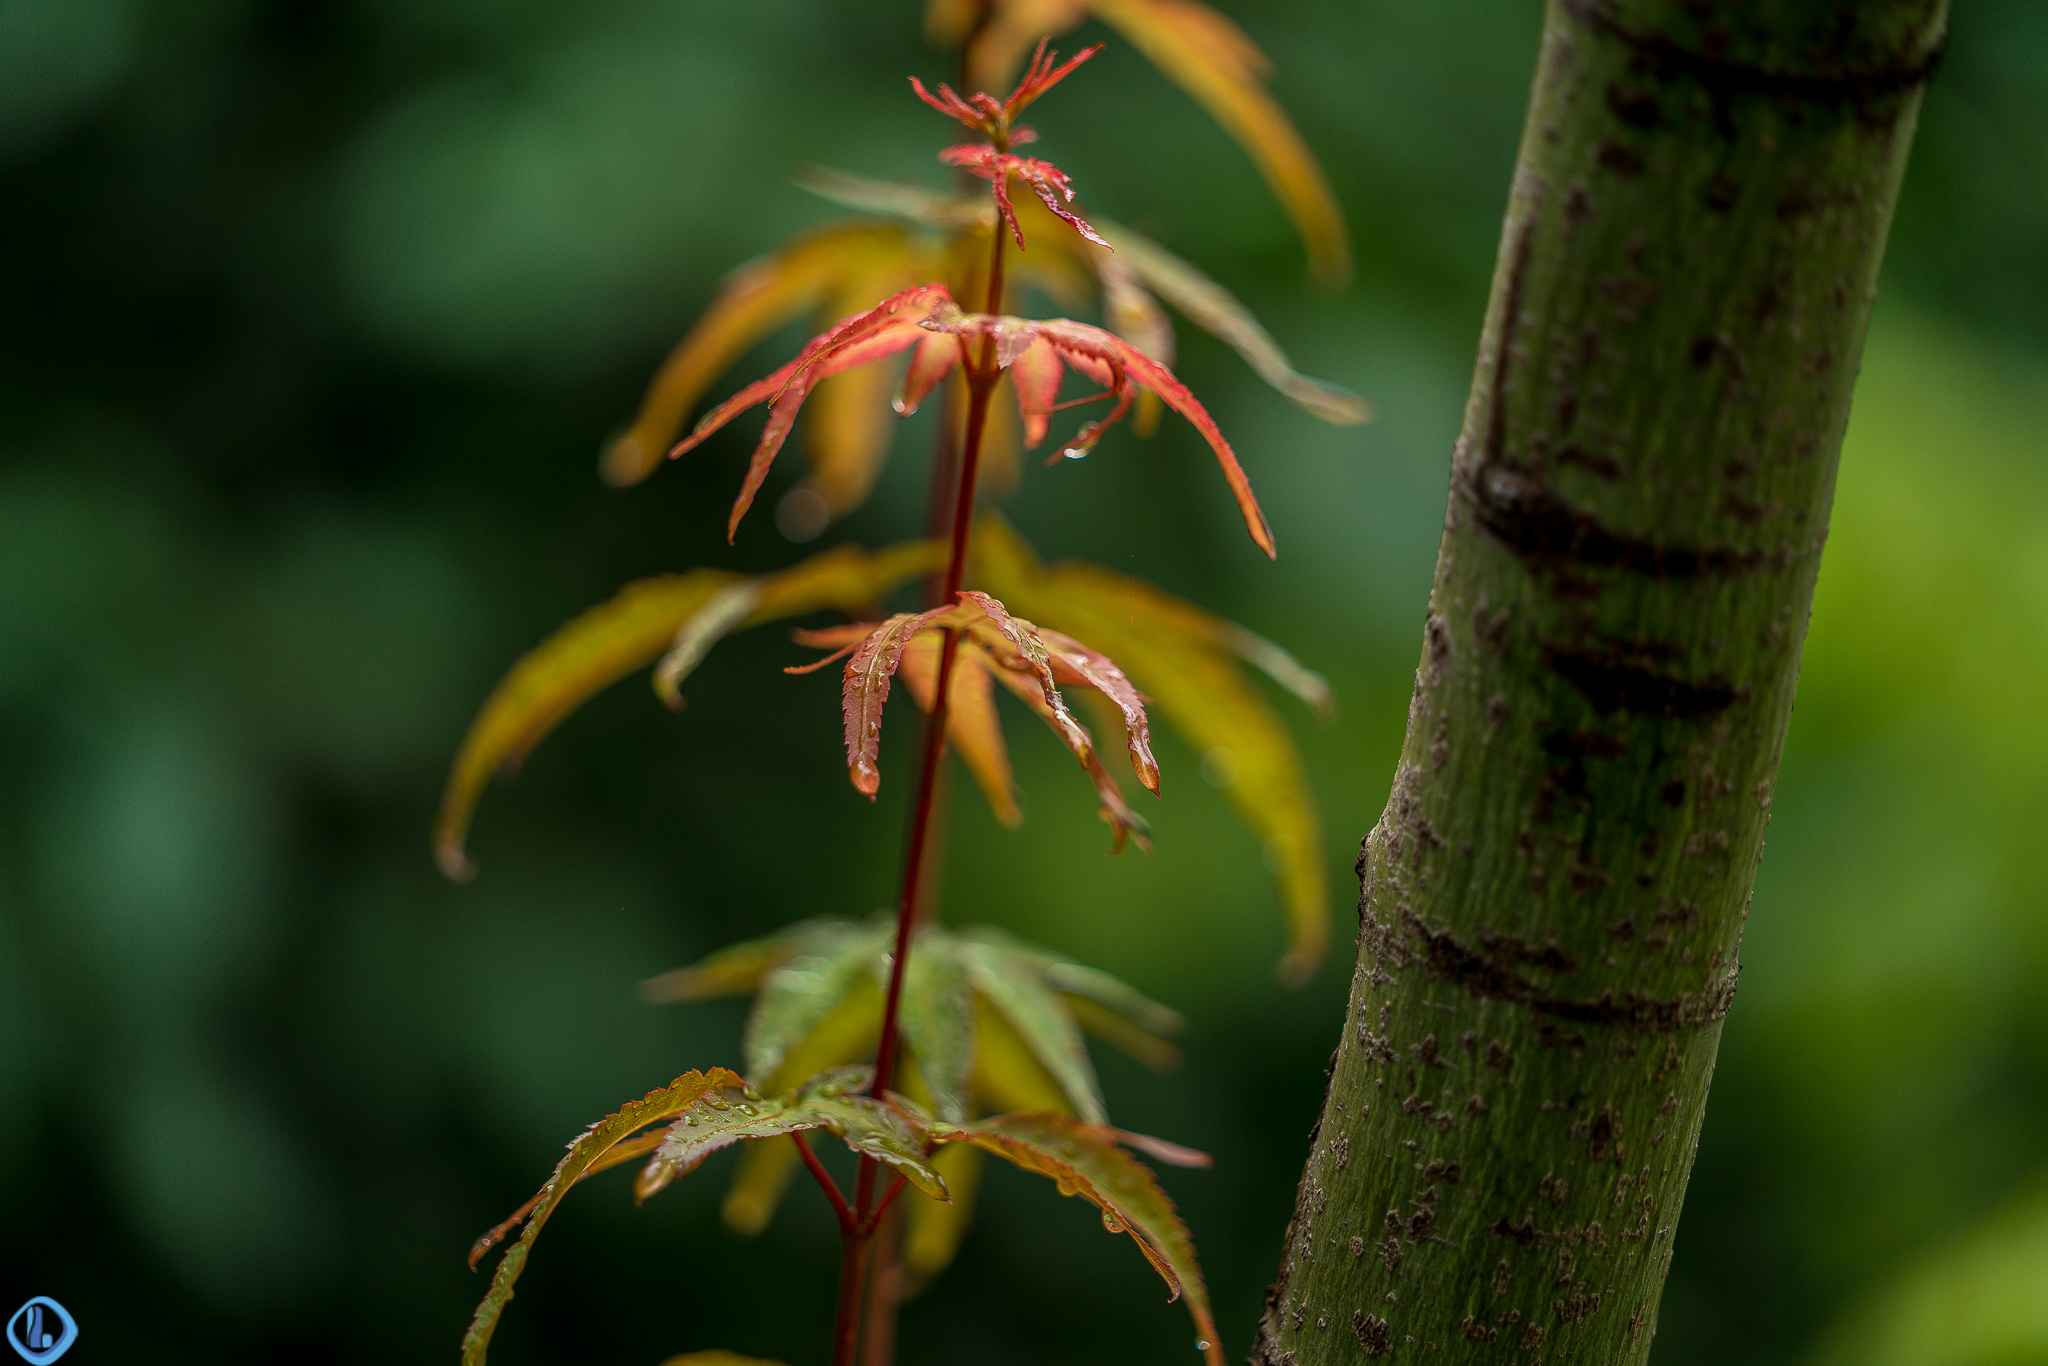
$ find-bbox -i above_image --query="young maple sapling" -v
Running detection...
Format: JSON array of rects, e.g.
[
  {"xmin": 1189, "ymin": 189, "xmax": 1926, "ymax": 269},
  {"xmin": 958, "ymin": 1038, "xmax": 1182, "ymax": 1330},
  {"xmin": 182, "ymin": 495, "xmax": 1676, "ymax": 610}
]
[{"xmin": 439, "ymin": 15, "xmax": 1363, "ymax": 1365}]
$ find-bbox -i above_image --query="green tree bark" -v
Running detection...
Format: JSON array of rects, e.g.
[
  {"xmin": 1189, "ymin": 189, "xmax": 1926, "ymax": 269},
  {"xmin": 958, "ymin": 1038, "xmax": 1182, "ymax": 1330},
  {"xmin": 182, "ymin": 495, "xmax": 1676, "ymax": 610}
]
[{"xmin": 1252, "ymin": 2, "xmax": 1947, "ymax": 1361}]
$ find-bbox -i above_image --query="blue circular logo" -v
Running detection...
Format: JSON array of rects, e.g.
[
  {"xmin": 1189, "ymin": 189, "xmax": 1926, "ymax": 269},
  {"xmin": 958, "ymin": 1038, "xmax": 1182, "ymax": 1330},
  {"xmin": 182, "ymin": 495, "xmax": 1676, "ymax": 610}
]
[{"xmin": 6, "ymin": 1299, "xmax": 77, "ymax": 1365}]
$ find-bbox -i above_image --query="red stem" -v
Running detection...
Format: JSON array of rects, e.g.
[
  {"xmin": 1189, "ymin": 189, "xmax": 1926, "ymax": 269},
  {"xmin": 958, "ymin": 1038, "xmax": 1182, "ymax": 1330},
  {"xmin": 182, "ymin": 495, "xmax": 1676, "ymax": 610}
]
[
  {"xmin": 792, "ymin": 1131, "xmax": 855, "ymax": 1236},
  {"xmin": 865, "ymin": 1172, "xmax": 912, "ymax": 1235},
  {"xmin": 827, "ymin": 208, "xmax": 1008, "ymax": 1366},
  {"xmin": 831, "ymin": 1232, "xmax": 871, "ymax": 1366},
  {"xmin": 859, "ymin": 1205, "xmax": 906, "ymax": 1366},
  {"xmin": 867, "ymin": 218, "xmax": 1005, "ymax": 1111}
]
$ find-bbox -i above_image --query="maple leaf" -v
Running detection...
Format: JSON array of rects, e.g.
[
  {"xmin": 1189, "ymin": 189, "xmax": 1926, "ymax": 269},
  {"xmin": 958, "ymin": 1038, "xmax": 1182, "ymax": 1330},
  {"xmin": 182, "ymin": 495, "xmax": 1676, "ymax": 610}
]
[
  {"xmin": 465, "ymin": 1050, "xmax": 1219, "ymax": 1365},
  {"xmin": 933, "ymin": 0, "xmax": 1352, "ymax": 288},
  {"xmin": 634, "ymin": 1066, "xmax": 945, "ymax": 1204},
  {"xmin": 970, "ymin": 513, "xmax": 1334, "ymax": 983},
  {"xmin": 910, "ymin": 36, "xmax": 1103, "ymax": 144},
  {"xmin": 911, "ymin": 38, "xmax": 1111, "ymax": 254},
  {"xmin": 928, "ymin": 1111, "xmax": 1227, "ymax": 1366},
  {"xmin": 794, "ymin": 168, "xmax": 1370, "ymax": 427},
  {"xmin": 639, "ymin": 917, "xmax": 1188, "ymax": 1273},
  {"xmin": 794, "ymin": 590, "xmax": 1160, "ymax": 851},
  {"xmin": 434, "ymin": 540, "xmax": 941, "ymax": 881},
  {"xmin": 1094, "ymin": 217, "xmax": 1370, "ymax": 424},
  {"xmin": 921, "ymin": 302, "xmax": 1278, "ymax": 555},
  {"xmin": 465, "ymin": 1066, "xmax": 948, "ymax": 1365},
  {"xmin": 603, "ymin": 221, "xmax": 930, "ymax": 490},
  {"xmin": 461, "ymin": 1069, "xmax": 746, "ymax": 1365},
  {"xmin": 939, "ymin": 142, "xmax": 1110, "ymax": 251},
  {"xmin": 669, "ymin": 282, "xmax": 959, "ymax": 543}
]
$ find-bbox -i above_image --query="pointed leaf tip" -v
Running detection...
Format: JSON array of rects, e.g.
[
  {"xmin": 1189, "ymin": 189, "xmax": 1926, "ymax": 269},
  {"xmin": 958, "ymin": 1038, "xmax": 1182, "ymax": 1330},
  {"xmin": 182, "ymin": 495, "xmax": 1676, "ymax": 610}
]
[
  {"xmin": 663, "ymin": 282, "xmax": 954, "ymax": 541},
  {"xmin": 834, "ymin": 605, "xmax": 960, "ymax": 798},
  {"xmin": 1087, "ymin": 0, "xmax": 1351, "ymax": 291},
  {"xmin": 919, "ymin": 311, "xmax": 1277, "ymax": 557},
  {"xmin": 967, "ymin": 514, "xmax": 1329, "ymax": 977},
  {"xmin": 931, "ymin": 1112, "xmax": 1225, "ymax": 1366},
  {"xmin": 434, "ymin": 542, "xmax": 940, "ymax": 881},
  {"xmin": 614, "ymin": 221, "xmax": 920, "ymax": 491},
  {"xmin": 462, "ymin": 1069, "xmax": 747, "ymax": 1365}
]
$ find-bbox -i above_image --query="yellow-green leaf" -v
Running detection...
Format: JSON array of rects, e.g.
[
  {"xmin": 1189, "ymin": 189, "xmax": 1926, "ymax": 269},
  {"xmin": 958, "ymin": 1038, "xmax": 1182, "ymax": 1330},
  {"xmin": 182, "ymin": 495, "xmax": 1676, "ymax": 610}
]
[
  {"xmin": 641, "ymin": 919, "xmax": 1186, "ymax": 1249},
  {"xmin": 1087, "ymin": 0, "xmax": 1350, "ymax": 289},
  {"xmin": 962, "ymin": 939, "xmax": 1106, "ymax": 1122},
  {"xmin": 899, "ymin": 933, "xmax": 977, "ymax": 1123},
  {"xmin": 787, "ymin": 170, "xmax": 1365, "ymax": 427},
  {"xmin": 1096, "ymin": 218, "xmax": 1370, "ymax": 425},
  {"xmin": 904, "ymin": 1140, "xmax": 986, "ymax": 1286},
  {"xmin": 1097, "ymin": 252, "xmax": 1174, "ymax": 436},
  {"xmin": 1061, "ymin": 995, "xmax": 1184, "ymax": 1073},
  {"xmin": 970, "ymin": 513, "xmax": 1331, "ymax": 982},
  {"xmin": 971, "ymin": 991, "xmax": 1074, "ymax": 1115},
  {"xmin": 898, "ymin": 635, "xmax": 1024, "ymax": 829},
  {"xmin": 435, "ymin": 569, "xmax": 740, "ymax": 880},
  {"xmin": 743, "ymin": 922, "xmax": 893, "ymax": 1086},
  {"xmin": 659, "ymin": 1353, "xmax": 789, "ymax": 1366},
  {"xmin": 638, "ymin": 925, "xmax": 810, "ymax": 1005},
  {"xmin": 604, "ymin": 221, "xmax": 918, "ymax": 488},
  {"xmin": 434, "ymin": 540, "xmax": 941, "ymax": 882},
  {"xmin": 463, "ymin": 1069, "xmax": 746, "ymax": 1366},
  {"xmin": 749, "ymin": 539, "xmax": 946, "ymax": 621},
  {"xmin": 932, "ymin": 1112, "xmax": 1226, "ymax": 1366},
  {"xmin": 1041, "ymin": 960, "xmax": 1187, "ymax": 1038},
  {"xmin": 653, "ymin": 581, "xmax": 765, "ymax": 711}
]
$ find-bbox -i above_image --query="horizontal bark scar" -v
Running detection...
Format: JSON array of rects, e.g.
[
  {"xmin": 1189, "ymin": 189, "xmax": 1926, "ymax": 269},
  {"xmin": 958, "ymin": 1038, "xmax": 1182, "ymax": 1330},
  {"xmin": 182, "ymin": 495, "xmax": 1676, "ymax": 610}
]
[
  {"xmin": 1562, "ymin": 0, "xmax": 1946, "ymax": 109},
  {"xmin": 1466, "ymin": 461, "xmax": 1796, "ymax": 580},
  {"xmin": 1401, "ymin": 909, "xmax": 1738, "ymax": 1034},
  {"xmin": 1462, "ymin": 226, "xmax": 1812, "ymax": 585},
  {"xmin": 1542, "ymin": 644, "xmax": 1740, "ymax": 719}
]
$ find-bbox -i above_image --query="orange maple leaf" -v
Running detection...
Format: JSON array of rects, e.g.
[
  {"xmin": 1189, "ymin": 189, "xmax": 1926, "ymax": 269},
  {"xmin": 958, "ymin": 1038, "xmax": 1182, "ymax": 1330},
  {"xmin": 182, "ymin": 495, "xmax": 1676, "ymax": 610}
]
[
  {"xmin": 916, "ymin": 38, "xmax": 1110, "ymax": 252},
  {"xmin": 673, "ymin": 285, "xmax": 1274, "ymax": 557},
  {"xmin": 910, "ymin": 37, "xmax": 1103, "ymax": 143},
  {"xmin": 790, "ymin": 590, "xmax": 1159, "ymax": 853},
  {"xmin": 939, "ymin": 141, "xmax": 1109, "ymax": 250}
]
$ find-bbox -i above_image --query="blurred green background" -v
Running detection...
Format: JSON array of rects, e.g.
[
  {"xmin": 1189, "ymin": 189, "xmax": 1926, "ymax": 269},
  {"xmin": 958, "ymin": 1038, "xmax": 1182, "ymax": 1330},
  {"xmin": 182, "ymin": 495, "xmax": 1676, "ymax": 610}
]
[{"xmin": 2, "ymin": 1, "xmax": 2044, "ymax": 1362}]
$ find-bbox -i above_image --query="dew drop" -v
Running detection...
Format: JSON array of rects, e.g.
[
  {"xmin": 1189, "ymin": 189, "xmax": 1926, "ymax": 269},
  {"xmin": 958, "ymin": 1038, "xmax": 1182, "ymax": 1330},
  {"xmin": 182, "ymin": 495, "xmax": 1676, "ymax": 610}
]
[
  {"xmin": 1061, "ymin": 446, "xmax": 1089, "ymax": 460},
  {"xmin": 1195, "ymin": 1341, "xmax": 1212, "ymax": 1353}
]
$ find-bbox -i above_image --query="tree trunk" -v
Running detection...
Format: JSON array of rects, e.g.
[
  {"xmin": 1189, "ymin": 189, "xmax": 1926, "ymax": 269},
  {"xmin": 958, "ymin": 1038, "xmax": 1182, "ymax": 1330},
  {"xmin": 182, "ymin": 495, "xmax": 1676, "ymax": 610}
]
[{"xmin": 1252, "ymin": 2, "xmax": 1947, "ymax": 1361}]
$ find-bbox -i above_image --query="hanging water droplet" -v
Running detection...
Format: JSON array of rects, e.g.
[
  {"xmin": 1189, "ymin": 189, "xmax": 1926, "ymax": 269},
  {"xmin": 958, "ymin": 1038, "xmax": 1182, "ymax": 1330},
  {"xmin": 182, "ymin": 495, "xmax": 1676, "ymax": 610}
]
[
  {"xmin": 1061, "ymin": 446, "xmax": 1089, "ymax": 460},
  {"xmin": 1195, "ymin": 1340, "xmax": 1212, "ymax": 1353}
]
